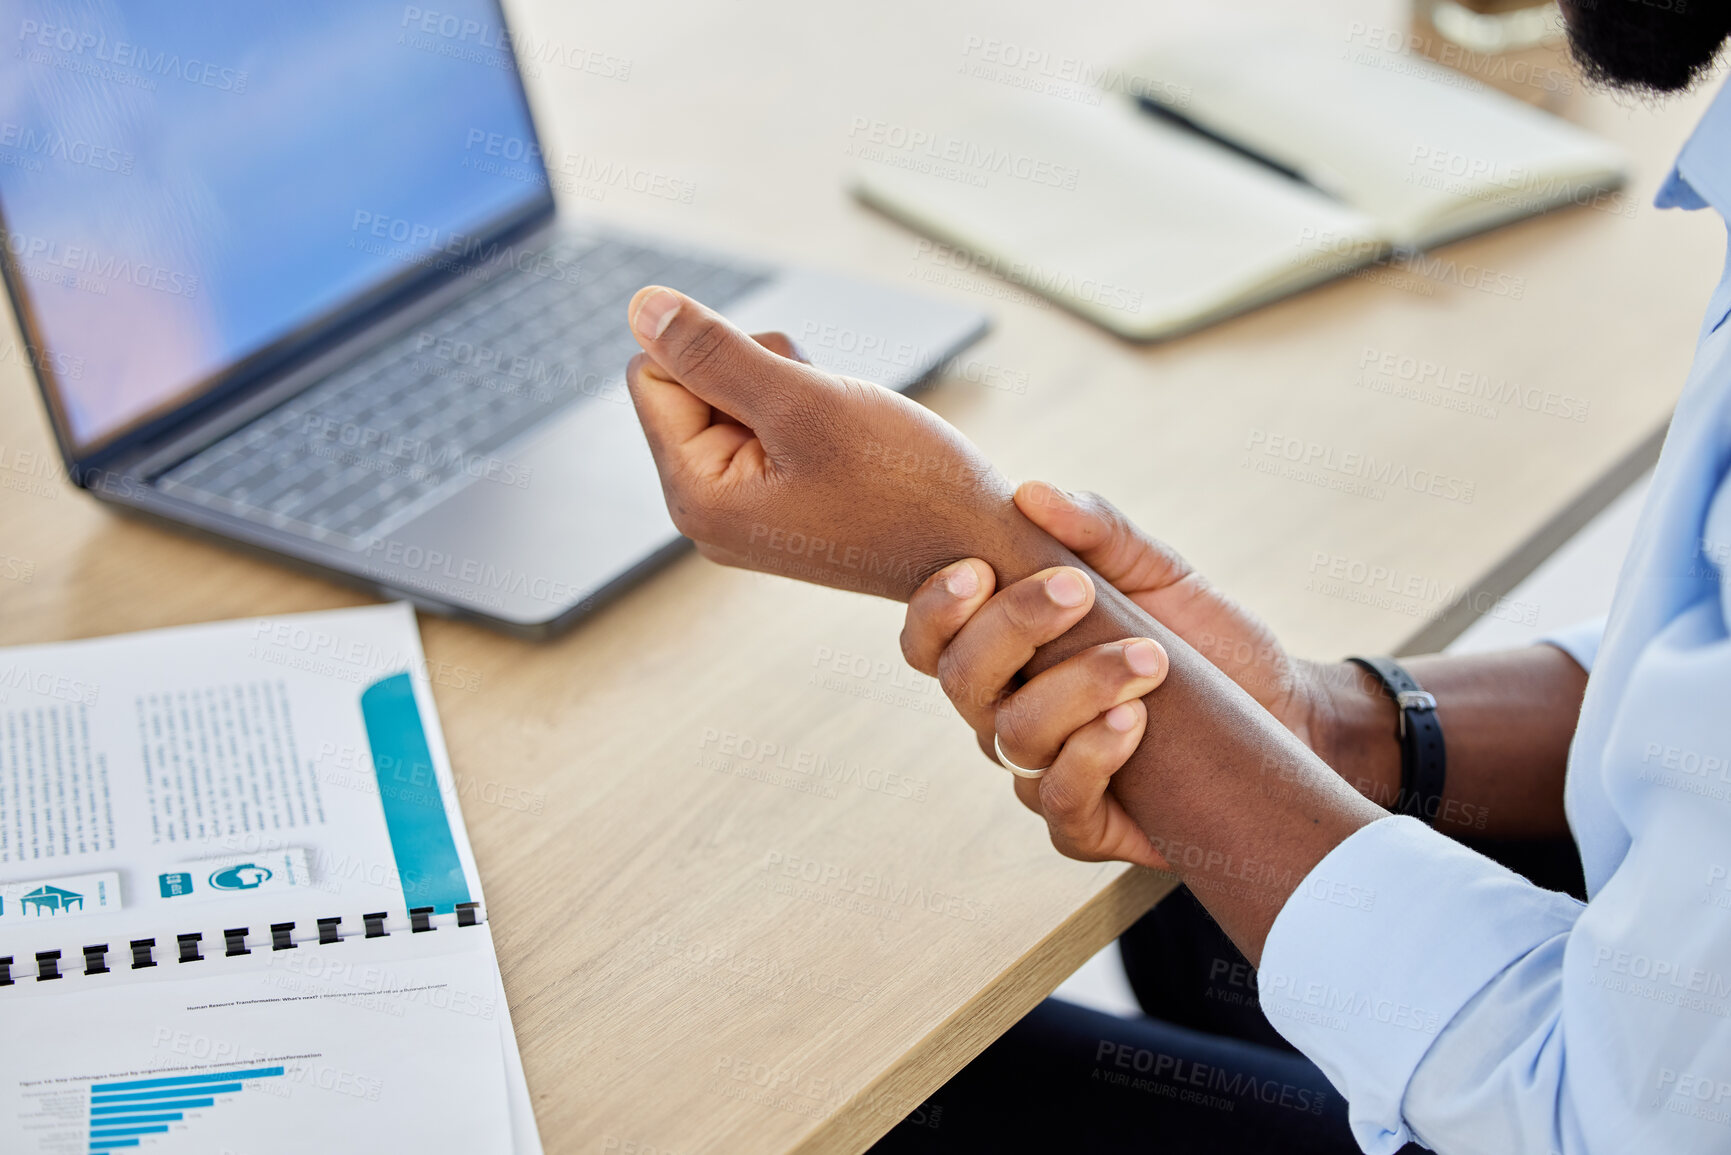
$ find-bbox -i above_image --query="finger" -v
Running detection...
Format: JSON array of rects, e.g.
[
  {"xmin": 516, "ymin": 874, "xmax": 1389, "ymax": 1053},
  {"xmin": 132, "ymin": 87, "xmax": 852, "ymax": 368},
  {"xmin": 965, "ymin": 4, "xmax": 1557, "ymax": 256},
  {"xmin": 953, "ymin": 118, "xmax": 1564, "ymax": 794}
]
[
  {"xmin": 626, "ymin": 352, "xmax": 765, "ymax": 486},
  {"xmin": 628, "ymin": 286, "xmax": 826, "ymax": 424},
  {"xmin": 900, "ymin": 560, "xmax": 996, "ymax": 677},
  {"xmin": 1014, "ymin": 482, "xmax": 1195, "ymax": 596},
  {"xmin": 936, "ymin": 567, "xmax": 1095, "ymax": 738},
  {"xmin": 1027, "ymin": 701, "xmax": 1142, "ymax": 836},
  {"xmin": 750, "ymin": 331, "xmax": 811, "ymax": 364},
  {"xmin": 625, "ymin": 351, "xmax": 726, "ymax": 451},
  {"xmin": 993, "ymin": 637, "xmax": 1167, "ymax": 772},
  {"xmin": 1037, "ymin": 701, "xmax": 1167, "ymax": 869}
]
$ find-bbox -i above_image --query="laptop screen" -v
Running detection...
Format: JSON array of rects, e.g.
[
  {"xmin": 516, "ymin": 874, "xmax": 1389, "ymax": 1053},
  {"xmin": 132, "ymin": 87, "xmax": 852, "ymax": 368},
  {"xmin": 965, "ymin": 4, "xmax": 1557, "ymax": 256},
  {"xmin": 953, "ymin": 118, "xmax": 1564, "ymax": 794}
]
[{"xmin": 1, "ymin": 0, "xmax": 551, "ymax": 460}]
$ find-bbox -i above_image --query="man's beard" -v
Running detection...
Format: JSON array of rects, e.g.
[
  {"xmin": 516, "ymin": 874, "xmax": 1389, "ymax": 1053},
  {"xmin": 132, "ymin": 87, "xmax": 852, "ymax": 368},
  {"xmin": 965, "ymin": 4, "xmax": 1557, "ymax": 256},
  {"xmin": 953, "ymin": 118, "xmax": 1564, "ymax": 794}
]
[{"xmin": 1561, "ymin": 0, "xmax": 1731, "ymax": 93}]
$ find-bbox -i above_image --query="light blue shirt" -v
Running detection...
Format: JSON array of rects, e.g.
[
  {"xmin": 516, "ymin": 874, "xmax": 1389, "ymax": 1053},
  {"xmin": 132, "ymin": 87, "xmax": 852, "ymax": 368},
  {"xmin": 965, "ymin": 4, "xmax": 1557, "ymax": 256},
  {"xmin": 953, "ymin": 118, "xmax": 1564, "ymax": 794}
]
[{"xmin": 1259, "ymin": 79, "xmax": 1731, "ymax": 1154}]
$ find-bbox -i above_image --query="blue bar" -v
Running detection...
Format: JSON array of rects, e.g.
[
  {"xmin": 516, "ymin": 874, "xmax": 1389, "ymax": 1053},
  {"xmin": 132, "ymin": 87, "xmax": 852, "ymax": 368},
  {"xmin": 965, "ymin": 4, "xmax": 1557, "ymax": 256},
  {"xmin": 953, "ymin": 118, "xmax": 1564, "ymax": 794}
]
[
  {"xmin": 89, "ymin": 1142, "xmax": 139, "ymax": 1150},
  {"xmin": 90, "ymin": 1126, "xmax": 168, "ymax": 1137},
  {"xmin": 88, "ymin": 1110, "xmax": 192, "ymax": 1122},
  {"xmin": 92, "ymin": 1066, "xmax": 284, "ymax": 1092},
  {"xmin": 362, "ymin": 673, "xmax": 471, "ymax": 913},
  {"xmin": 91, "ymin": 1083, "xmax": 243, "ymax": 1104}
]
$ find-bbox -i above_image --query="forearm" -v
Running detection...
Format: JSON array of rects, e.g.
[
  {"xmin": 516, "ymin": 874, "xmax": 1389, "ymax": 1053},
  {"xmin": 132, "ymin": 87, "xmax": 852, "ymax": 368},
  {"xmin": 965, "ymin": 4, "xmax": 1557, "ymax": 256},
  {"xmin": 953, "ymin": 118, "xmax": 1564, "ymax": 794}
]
[
  {"xmin": 623, "ymin": 292, "xmax": 1565, "ymax": 957},
  {"xmin": 1308, "ymin": 647, "xmax": 1585, "ymax": 840},
  {"xmin": 891, "ymin": 507, "xmax": 1578, "ymax": 958}
]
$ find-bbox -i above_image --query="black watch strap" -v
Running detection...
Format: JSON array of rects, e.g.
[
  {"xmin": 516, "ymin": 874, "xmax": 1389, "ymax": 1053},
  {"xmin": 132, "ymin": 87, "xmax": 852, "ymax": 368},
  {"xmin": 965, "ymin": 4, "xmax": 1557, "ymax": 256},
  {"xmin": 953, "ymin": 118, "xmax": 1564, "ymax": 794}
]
[{"xmin": 1346, "ymin": 656, "xmax": 1446, "ymax": 825}]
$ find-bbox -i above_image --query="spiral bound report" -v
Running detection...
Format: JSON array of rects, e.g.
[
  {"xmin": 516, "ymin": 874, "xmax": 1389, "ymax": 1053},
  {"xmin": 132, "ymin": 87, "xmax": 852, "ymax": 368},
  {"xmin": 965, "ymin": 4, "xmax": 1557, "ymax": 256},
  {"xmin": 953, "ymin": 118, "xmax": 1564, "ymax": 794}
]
[
  {"xmin": 0, "ymin": 900, "xmax": 485, "ymax": 987},
  {"xmin": 0, "ymin": 605, "xmax": 541, "ymax": 1155}
]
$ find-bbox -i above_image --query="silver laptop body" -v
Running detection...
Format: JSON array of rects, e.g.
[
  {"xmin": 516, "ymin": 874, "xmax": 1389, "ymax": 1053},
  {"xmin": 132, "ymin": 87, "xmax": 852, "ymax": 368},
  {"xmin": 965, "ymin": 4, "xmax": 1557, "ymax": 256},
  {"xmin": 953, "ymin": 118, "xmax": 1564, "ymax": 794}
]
[{"xmin": 2, "ymin": 2, "xmax": 986, "ymax": 637}]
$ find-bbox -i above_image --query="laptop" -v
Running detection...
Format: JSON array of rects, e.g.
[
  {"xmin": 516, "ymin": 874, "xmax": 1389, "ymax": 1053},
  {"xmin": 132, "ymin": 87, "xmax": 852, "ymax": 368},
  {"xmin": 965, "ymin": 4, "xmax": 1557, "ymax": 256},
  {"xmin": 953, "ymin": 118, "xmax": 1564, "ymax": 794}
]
[{"xmin": 0, "ymin": 1, "xmax": 987, "ymax": 637}]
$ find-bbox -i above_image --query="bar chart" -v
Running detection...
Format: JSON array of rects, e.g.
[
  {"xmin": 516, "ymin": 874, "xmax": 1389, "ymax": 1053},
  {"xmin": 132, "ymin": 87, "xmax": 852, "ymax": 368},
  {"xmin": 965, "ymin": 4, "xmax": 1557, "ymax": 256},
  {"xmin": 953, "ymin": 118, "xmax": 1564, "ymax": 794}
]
[{"xmin": 87, "ymin": 1067, "xmax": 285, "ymax": 1152}]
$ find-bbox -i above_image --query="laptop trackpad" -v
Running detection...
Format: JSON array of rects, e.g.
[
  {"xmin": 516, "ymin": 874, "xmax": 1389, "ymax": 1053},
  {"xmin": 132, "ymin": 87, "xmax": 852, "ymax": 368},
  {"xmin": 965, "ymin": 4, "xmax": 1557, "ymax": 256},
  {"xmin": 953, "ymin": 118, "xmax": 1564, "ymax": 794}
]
[{"xmin": 363, "ymin": 394, "xmax": 678, "ymax": 629}]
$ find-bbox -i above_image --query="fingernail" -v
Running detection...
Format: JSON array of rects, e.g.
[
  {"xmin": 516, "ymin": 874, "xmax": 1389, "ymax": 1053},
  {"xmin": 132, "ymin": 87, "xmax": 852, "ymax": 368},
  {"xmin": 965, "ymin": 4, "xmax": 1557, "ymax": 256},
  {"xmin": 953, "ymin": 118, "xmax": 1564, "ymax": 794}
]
[
  {"xmin": 632, "ymin": 288, "xmax": 681, "ymax": 340},
  {"xmin": 941, "ymin": 562, "xmax": 979, "ymax": 599},
  {"xmin": 1105, "ymin": 703, "xmax": 1138, "ymax": 732},
  {"xmin": 1043, "ymin": 483, "xmax": 1075, "ymax": 509},
  {"xmin": 1125, "ymin": 639, "xmax": 1162, "ymax": 677},
  {"xmin": 1046, "ymin": 570, "xmax": 1088, "ymax": 607}
]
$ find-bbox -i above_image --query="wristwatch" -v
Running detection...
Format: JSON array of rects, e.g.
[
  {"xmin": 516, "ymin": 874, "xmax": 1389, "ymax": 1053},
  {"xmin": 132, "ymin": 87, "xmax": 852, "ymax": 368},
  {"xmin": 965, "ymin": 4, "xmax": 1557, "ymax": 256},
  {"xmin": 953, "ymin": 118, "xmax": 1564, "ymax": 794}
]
[{"xmin": 1346, "ymin": 656, "xmax": 1446, "ymax": 825}]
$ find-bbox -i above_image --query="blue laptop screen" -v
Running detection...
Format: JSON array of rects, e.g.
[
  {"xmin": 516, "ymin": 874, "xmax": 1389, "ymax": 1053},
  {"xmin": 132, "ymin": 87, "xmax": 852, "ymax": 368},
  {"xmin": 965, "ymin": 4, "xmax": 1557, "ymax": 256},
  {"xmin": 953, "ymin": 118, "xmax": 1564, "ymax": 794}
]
[{"xmin": 0, "ymin": 0, "xmax": 550, "ymax": 458}]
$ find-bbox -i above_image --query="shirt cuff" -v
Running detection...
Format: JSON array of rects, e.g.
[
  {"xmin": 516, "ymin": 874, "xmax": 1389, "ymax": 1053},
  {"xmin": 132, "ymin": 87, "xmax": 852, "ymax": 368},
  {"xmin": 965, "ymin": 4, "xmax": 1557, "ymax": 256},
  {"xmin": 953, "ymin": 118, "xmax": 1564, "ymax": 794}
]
[
  {"xmin": 1257, "ymin": 816, "xmax": 1583, "ymax": 1154},
  {"xmin": 1539, "ymin": 615, "xmax": 1606, "ymax": 673}
]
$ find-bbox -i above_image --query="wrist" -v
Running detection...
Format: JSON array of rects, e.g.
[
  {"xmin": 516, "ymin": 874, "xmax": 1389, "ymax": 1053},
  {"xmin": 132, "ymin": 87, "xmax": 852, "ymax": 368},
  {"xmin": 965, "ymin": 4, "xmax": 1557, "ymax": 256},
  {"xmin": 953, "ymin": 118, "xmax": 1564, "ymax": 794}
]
[
  {"xmin": 1305, "ymin": 660, "xmax": 1402, "ymax": 810},
  {"xmin": 944, "ymin": 501, "xmax": 1076, "ymax": 596},
  {"xmin": 880, "ymin": 485, "xmax": 1052, "ymax": 603}
]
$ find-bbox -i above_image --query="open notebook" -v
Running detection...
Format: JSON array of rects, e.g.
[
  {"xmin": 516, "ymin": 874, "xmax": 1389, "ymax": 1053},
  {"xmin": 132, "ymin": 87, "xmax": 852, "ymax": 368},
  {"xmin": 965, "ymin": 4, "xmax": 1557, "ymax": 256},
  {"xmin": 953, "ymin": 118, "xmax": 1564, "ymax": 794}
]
[
  {"xmin": 0, "ymin": 604, "xmax": 540, "ymax": 1155},
  {"xmin": 853, "ymin": 29, "xmax": 1628, "ymax": 340}
]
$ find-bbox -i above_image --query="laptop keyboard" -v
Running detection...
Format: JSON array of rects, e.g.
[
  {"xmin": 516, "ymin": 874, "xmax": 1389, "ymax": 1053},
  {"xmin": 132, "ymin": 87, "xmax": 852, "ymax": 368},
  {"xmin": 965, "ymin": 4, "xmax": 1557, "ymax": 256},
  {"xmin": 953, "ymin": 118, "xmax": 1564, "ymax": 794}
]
[{"xmin": 155, "ymin": 235, "xmax": 770, "ymax": 549}]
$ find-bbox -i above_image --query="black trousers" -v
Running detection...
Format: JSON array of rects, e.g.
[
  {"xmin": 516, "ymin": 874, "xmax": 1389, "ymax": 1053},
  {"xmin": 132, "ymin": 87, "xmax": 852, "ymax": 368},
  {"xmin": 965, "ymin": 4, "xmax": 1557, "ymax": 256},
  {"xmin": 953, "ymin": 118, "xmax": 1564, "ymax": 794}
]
[{"xmin": 870, "ymin": 835, "xmax": 1585, "ymax": 1154}]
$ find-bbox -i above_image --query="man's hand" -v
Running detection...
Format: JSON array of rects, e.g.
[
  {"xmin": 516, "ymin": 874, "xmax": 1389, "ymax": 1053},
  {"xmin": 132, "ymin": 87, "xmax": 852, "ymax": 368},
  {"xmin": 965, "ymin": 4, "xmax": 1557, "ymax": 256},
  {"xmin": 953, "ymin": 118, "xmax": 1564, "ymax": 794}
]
[
  {"xmin": 625, "ymin": 285, "xmax": 1388, "ymax": 963},
  {"xmin": 900, "ymin": 559, "xmax": 1171, "ymax": 869},
  {"xmin": 625, "ymin": 286, "xmax": 1035, "ymax": 600}
]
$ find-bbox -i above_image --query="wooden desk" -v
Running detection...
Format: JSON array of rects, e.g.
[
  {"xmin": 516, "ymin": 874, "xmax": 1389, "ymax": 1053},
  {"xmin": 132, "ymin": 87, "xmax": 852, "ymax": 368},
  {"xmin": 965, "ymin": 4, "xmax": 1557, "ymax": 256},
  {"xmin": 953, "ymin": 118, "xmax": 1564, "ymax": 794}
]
[{"xmin": 0, "ymin": 2, "xmax": 1723, "ymax": 1151}]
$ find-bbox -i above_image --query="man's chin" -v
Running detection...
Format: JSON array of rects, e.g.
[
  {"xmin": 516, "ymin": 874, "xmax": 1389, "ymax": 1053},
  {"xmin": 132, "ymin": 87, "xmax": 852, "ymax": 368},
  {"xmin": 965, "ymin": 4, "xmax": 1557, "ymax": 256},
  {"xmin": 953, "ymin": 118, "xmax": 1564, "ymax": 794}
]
[{"xmin": 1561, "ymin": 0, "xmax": 1731, "ymax": 94}]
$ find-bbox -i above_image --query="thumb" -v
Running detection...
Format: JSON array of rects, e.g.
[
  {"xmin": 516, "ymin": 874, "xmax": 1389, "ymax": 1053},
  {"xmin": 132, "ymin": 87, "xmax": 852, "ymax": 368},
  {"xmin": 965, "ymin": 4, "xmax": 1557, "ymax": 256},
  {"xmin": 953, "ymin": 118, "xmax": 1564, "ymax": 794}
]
[
  {"xmin": 628, "ymin": 286, "xmax": 823, "ymax": 424},
  {"xmin": 1014, "ymin": 481, "xmax": 1192, "ymax": 594}
]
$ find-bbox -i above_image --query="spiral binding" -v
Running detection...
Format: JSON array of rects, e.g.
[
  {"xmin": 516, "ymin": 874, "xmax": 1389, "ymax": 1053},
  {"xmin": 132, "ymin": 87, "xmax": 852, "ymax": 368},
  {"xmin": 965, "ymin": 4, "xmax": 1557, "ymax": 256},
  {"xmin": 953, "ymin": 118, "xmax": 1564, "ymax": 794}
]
[{"xmin": 0, "ymin": 901, "xmax": 482, "ymax": 988}]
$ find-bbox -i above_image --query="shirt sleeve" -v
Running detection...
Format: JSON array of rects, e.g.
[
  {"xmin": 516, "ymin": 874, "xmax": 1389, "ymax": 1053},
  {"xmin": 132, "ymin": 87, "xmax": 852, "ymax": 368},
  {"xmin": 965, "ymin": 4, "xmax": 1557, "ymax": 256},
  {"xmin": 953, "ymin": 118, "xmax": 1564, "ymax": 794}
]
[
  {"xmin": 1256, "ymin": 817, "xmax": 1583, "ymax": 1153},
  {"xmin": 1540, "ymin": 615, "xmax": 1607, "ymax": 673},
  {"xmin": 1264, "ymin": 600, "xmax": 1731, "ymax": 1151}
]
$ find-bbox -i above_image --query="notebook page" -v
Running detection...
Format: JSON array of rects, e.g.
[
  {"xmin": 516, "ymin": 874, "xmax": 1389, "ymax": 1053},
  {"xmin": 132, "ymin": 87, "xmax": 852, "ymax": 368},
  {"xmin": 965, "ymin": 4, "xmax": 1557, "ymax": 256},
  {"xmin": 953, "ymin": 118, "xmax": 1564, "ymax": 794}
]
[
  {"xmin": 852, "ymin": 92, "xmax": 1385, "ymax": 340},
  {"xmin": 1122, "ymin": 30, "xmax": 1629, "ymax": 248}
]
